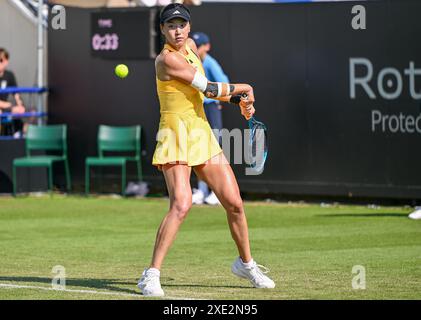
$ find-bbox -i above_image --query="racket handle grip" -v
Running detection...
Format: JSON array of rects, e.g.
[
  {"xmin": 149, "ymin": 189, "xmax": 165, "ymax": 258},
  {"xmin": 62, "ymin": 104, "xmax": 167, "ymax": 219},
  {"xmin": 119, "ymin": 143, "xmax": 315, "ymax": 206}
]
[{"xmin": 240, "ymin": 93, "xmax": 253, "ymax": 120}]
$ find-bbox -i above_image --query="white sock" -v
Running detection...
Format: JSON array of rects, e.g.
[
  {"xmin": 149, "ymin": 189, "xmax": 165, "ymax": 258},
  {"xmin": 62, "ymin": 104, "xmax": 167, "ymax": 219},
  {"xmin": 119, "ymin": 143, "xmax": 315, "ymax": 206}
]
[
  {"xmin": 240, "ymin": 257, "xmax": 254, "ymax": 267},
  {"xmin": 147, "ymin": 267, "xmax": 160, "ymax": 275}
]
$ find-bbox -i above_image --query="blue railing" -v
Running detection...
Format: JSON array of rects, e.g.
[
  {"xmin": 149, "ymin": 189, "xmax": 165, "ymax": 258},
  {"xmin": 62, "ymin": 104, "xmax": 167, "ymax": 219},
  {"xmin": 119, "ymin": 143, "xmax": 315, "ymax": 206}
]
[
  {"xmin": 0, "ymin": 87, "xmax": 48, "ymax": 94},
  {"xmin": 0, "ymin": 86, "xmax": 48, "ymax": 140},
  {"xmin": 0, "ymin": 112, "xmax": 47, "ymax": 119}
]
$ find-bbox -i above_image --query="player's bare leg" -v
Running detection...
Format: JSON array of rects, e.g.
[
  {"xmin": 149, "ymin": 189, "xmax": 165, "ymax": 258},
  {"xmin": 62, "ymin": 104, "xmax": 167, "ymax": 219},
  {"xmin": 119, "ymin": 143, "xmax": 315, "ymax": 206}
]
[
  {"xmin": 193, "ymin": 152, "xmax": 275, "ymax": 288},
  {"xmin": 151, "ymin": 163, "xmax": 192, "ymax": 270},
  {"xmin": 138, "ymin": 163, "xmax": 192, "ymax": 296},
  {"xmin": 194, "ymin": 152, "xmax": 251, "ymax": 261}
]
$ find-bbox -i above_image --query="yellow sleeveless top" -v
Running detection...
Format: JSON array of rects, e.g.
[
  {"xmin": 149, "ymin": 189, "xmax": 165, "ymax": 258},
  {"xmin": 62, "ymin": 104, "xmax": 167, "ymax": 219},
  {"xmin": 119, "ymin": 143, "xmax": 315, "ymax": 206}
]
[{"xmin": 152, "ymin": 43, "xmax": 223, "ymax": 170}]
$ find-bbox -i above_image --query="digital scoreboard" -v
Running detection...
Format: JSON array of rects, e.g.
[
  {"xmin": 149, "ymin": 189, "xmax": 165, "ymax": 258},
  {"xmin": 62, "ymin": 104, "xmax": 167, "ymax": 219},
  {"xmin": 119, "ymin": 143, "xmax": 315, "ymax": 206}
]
[{"xmin": 91, "ymin": 10, "xmax": 156, "ymax": 59}]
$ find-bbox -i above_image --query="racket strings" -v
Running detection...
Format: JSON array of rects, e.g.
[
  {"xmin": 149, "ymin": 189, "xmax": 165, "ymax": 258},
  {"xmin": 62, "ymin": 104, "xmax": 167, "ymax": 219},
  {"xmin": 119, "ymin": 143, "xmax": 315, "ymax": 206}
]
[{"xmin": 248, "ymin": 118, "xmax": 268, "ymax": 170}]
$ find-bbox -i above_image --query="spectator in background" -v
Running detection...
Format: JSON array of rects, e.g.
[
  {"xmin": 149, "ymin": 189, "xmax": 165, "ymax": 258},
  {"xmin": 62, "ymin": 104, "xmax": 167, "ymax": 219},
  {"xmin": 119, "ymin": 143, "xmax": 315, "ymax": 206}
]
[
  {"xmin": 0, "ymin": 48, "xmax": 25, "ymax": 137},
  {"xmin": 190, "ymin": 32, "xmax": 228, "ymax": 205}
]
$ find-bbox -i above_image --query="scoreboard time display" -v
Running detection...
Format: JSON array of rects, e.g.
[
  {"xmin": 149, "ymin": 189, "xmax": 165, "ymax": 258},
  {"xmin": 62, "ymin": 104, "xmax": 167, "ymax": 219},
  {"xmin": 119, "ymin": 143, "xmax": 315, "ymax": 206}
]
[{"xmin": 91, "ymin": 10, "xmax": 156, "ymax": 59}]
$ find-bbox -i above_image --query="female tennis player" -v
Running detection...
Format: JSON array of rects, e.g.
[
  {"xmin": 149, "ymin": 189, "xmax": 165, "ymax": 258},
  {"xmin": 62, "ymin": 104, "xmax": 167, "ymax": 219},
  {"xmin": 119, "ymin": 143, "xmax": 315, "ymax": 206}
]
[{"xmin": 138, "ymin": 3, "xmax": 275, "ymax": 296}]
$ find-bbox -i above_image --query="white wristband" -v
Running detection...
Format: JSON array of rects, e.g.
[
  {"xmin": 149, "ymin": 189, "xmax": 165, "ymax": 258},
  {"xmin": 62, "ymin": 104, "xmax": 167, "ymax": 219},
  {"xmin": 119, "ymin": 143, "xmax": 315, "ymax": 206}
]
[
  {"xmin": 217, "ymin": 83, "xmax": 222, "ymax": 97},
  {"xmin": 191, "ymin": 71, "xmax": 208, "ymax": 92}
]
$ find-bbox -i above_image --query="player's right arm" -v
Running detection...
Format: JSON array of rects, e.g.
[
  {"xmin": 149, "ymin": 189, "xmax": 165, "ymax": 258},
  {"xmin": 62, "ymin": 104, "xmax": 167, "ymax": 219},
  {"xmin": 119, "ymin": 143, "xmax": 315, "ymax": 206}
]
[{"xmin": 158, "ymin": 51, "xmax": 255, "ymax": 106}]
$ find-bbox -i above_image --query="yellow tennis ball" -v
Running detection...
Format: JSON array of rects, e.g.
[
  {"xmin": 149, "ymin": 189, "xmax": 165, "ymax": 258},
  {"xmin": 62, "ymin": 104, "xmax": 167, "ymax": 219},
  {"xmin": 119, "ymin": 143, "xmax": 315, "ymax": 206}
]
[{"xmin": 115, "ymin": 64, "xmax": 129, "ymax": 78}]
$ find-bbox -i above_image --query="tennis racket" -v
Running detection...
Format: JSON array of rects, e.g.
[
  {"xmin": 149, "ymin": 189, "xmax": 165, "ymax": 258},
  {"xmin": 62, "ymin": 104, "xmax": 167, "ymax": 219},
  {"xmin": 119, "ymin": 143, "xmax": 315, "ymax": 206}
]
[{"xmin": 241, "ymin": 94, "xmax": 268, "ymax": 173}]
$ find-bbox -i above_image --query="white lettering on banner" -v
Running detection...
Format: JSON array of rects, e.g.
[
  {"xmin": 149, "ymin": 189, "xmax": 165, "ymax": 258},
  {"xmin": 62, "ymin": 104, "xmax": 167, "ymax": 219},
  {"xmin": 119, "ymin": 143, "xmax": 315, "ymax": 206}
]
[
  {"xmin": 377, "ymin": 68, "xmax": 402, "ymax": 100},
  {"xmin": 350, "ymin": 58, "xmax": 421, "ymax": 100},
  {"xmin": 372, "ymin": 110, "xmax": 421, "ymax": 134},
  {"xmin": 405, "ymin": 62, "xmax": 421, "ymax": 100},
  {"xmin": 350, "ymin": 58, "xmax": 376, "ymax": 99}
]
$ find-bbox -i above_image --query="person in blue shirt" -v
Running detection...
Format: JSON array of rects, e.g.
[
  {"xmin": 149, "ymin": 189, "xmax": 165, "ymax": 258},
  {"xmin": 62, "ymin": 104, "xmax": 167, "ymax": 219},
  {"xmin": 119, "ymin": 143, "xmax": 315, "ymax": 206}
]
[{"xmin": 191, "ymin": 32, "xmax": 229, "ymax": 205}]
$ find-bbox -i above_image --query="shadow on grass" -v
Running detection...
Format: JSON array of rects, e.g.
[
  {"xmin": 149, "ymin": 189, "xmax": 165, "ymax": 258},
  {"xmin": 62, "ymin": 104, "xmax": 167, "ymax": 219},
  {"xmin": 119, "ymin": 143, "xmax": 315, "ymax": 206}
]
[
  {"xmin": 0, "ymin": 276, "xmax": 250, "ymax": 294},
  {"xmin": 316, "ymin": 213, "xmax": 409, "ymax": 218},
  {"xmin": 163, "ymin": 283, "xmax": 251, "ymax": 289},
  {"xmin": 0, "ymin": 276, "xmax": 139, "ymax": 295}
]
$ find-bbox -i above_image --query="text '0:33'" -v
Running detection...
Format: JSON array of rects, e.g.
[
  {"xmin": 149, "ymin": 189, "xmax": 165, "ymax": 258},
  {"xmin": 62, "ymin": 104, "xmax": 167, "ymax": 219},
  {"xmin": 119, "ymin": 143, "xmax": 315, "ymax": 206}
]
[{"xmin": 92, "ymin": 33, "xmax": 119, "ymax": 51}]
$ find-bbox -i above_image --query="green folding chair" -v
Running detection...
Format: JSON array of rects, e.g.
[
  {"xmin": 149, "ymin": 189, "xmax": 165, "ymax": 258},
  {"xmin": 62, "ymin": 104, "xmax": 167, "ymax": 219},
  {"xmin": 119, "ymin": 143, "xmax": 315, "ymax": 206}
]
[
  {"xmin": 13, "ymin": 124, "xmax": 71, "ymax": 195},
  {"xmin": 85, "ymin": 125, "xmax": 142, "ymax": 195}
]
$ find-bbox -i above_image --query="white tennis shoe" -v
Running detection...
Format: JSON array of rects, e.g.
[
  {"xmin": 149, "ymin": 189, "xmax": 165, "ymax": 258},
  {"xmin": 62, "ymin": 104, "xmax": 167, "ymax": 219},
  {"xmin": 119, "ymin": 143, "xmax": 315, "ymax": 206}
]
[
  {"xmin": 192, "ymin": 188, "xmax": 205, "ymax": 205},
  {"xmin": 231, "ymin": 257, "xmax": 275, "ymax": 289},
  {"xmin": 409, "ymin": 207, "xmax": 421, "ymax": 220},
  {"xmin": 137, "ymin": 268, "xmax": 164, "ymax": 297},
  {"xmin": 204, "ymin": 191, "xmax": 221, "ymax": 206}
]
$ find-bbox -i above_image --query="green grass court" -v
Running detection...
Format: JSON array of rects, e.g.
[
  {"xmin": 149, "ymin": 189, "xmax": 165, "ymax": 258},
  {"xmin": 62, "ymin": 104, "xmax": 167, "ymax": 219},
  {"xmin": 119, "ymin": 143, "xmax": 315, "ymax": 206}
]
[{"xmin": 0, "ymin": 196, "xmax": 420, "ymax": 300}]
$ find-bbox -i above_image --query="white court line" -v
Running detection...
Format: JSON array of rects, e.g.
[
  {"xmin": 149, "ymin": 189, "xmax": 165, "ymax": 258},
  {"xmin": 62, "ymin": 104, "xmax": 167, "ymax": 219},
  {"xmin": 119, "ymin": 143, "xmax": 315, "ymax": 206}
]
[{"xmin": 0, "ymin": 283, "xmax": 196, "ymax": 300}]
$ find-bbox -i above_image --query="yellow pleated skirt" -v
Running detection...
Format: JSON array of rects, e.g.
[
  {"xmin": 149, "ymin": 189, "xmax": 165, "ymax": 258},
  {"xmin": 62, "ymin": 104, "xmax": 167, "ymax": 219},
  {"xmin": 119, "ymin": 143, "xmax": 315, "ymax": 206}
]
[{"xmin": 152, "ymin": 111, "xmax": 223, "ymax": 171}]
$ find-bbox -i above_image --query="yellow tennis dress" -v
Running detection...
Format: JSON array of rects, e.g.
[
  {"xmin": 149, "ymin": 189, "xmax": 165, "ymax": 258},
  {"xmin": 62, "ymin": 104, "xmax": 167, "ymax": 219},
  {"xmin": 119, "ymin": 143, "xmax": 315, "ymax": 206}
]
[{"xmin": 152, "ymin": 43, "xmax": 223, "ymax": 171}]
